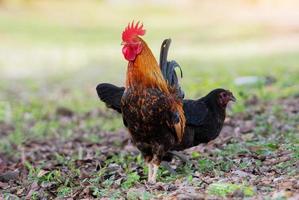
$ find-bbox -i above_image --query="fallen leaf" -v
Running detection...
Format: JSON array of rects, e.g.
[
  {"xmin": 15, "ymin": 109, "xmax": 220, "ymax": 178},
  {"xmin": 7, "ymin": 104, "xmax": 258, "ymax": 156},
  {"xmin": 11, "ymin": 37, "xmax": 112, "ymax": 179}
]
[{"xmin": 37, "ymin": 169, "xmax": 49, "ymax": 178}]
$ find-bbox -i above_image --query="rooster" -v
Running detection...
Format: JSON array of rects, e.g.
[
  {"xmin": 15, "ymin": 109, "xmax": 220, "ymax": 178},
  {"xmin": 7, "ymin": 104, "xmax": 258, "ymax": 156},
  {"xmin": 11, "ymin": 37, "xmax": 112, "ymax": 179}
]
[{"xmin": 118, "ymin": 21, "xmax": 185, "ymax": 183}]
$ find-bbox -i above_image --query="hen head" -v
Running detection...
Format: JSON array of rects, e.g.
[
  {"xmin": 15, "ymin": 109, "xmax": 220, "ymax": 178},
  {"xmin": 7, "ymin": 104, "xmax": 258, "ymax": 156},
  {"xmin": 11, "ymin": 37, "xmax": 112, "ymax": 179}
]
[
  {"xmin": 218, "ymin": 89, "xmax": 236, "ymax": 107},
  {"xmin": 207, "ymin": 88, "xmax": 236, "ymax": 109}
]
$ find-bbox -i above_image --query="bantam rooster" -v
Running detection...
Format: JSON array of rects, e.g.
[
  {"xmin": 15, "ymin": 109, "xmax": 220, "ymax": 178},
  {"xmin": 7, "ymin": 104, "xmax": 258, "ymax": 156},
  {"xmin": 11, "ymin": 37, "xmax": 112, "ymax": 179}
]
[{"xmin": 118, "ymin": 21, "xmax": 185, "ymax": 183}]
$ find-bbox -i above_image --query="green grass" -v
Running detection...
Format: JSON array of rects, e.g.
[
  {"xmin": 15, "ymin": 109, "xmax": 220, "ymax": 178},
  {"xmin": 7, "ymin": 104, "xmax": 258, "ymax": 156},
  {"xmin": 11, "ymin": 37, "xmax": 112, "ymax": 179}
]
[{"xmin": 208, "ymin": 182, "xmax": 255, "ymax": 197}]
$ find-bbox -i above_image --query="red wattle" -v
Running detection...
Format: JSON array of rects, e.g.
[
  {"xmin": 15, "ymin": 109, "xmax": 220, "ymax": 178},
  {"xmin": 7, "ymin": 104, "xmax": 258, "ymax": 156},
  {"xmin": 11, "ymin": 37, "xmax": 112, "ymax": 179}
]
[
  {"xmin": 122, "ymin": 43, "xmax": 142, "ymax": 61},
  {"xmin": 122, "ymin": 46, "xmax": 136, "ymax": 61}
]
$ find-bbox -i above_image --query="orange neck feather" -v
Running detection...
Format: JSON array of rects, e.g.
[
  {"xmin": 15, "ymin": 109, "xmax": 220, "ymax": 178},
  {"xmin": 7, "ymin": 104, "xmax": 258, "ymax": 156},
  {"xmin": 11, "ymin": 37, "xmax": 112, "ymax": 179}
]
[{"xmin": 125, "ymin": 38, "xmax": 169, "ymax": 94}]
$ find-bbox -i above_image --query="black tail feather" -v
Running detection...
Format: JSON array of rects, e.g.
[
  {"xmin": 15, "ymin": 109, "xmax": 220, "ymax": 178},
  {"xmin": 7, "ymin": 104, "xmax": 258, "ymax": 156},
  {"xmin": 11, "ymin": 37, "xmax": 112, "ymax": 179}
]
[
  {"xmin": 159, "ymin": 39, "xmax": 184, "ymax": 99},
  {"xmin": 160, "ymin": 39, "xmax": 171, "ymax": 77}
]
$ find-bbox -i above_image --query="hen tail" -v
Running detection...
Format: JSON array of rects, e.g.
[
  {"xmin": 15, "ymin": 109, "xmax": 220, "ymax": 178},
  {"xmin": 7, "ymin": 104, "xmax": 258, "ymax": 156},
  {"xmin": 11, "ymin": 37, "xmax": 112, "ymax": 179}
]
[
  {"xmin": 96, "ymin": 83, "xmax": 125, "ymax": 113},
  {"xmin": 159, "ymin": 39, "xmax": 184, "ymax": 100}
]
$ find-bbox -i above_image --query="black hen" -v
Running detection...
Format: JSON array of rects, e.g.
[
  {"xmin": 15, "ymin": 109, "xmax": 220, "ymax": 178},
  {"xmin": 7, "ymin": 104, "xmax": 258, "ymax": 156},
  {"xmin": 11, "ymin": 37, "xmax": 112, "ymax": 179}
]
[
  {"xmin": 162, "ymin": 88, "xmax": 236, "ymax": 163},
  {"xmin": 169, "ymin": 88, "xmax": 235, "ymax": 151}
]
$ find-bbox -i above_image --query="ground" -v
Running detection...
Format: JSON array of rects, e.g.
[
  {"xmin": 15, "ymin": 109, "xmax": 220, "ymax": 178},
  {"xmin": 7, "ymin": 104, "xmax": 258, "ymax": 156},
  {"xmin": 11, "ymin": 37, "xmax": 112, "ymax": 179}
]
[
  {"xmin": 1, "ymin": 96, "xmax": 298, "ymax": 199},
  {"xmin": 0, "ymin": 0, "xmax": 299, "ymax": 199}
]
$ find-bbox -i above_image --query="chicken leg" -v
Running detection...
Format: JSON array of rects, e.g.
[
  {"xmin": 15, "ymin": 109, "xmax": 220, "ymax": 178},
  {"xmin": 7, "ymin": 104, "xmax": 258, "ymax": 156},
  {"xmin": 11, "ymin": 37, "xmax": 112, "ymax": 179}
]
[
  {"xmin": 151, "ymin": 164, "xmax": 159, "ymax": 183},
  {"xmin": 147, "ymin": 163, "xmax": 153, "ymax": 182},
  {"xmin": 147, "ymin": 162, "xmax": 159, "ymax": 183}
]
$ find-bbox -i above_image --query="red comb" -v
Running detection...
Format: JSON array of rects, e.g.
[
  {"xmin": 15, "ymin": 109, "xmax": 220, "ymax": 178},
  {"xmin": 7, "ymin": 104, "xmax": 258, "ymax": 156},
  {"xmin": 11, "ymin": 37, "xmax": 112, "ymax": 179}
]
[{"xmin": 122, "ymin": 21, "xmax": 146, "ymax": 42}]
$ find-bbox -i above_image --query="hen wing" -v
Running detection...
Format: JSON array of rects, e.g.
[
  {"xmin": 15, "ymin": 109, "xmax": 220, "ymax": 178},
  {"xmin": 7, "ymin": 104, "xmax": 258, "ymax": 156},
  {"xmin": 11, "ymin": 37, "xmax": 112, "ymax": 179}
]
[{"xmin": 183, "ymin": 99, "xmax": 208, "ymax": 126}]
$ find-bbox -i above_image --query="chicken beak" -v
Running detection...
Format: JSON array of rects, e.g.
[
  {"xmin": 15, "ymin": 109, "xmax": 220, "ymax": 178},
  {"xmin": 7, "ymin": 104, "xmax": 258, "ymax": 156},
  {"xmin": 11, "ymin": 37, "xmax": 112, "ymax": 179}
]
[{"xmin": 230, "ymin": 94, "xmax": 236, "ymax": 102}]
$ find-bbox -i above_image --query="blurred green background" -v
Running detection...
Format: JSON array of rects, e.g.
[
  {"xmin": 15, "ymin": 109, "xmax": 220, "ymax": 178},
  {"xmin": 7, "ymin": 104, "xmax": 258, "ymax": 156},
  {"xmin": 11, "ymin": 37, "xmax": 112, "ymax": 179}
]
[{"xmin": 0, "ymin": 0, "xmax": 299, "ymax": 148}]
